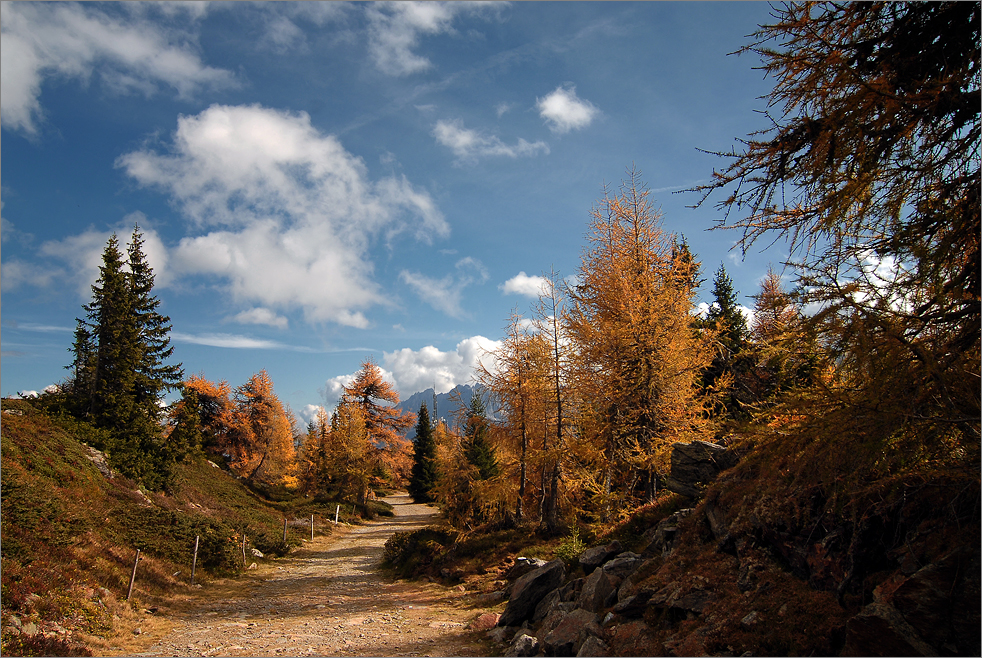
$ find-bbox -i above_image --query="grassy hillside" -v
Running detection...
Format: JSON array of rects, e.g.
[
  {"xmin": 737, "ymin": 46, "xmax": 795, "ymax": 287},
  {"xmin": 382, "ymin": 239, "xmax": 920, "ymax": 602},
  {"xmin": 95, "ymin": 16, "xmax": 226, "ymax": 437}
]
[{"xmin": 0, "ymin": 398, "xmax": 367, "ymax": 656}]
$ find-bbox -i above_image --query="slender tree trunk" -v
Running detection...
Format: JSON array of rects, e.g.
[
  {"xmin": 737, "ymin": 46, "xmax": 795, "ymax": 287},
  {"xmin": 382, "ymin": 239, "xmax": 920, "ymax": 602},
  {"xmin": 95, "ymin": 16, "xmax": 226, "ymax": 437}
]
[
  {"xmin": 517, "ymin": 412, "xmax": 527, "ymax": 522},
  {"xmin": 539, "ymin": 412, "xmax": 548, "ymax": 524},
  {"xmin": 546, "ymin": 460, "xmax": 562, "ymax": 533},
  {"xmin": 601, "ymin": 460, "xmax": 612, "ymax": 523}
]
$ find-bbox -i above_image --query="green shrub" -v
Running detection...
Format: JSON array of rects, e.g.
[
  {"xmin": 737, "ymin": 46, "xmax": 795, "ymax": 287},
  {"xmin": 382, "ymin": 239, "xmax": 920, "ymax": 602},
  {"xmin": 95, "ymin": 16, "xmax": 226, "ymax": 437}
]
[{"xmin": 555, "ymin": 527, "xmax": 585, "ymax": 563}]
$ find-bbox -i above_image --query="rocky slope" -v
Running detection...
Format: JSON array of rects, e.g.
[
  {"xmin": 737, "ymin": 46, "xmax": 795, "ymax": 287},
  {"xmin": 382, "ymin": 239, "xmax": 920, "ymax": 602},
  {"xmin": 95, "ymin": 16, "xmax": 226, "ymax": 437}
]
[{"xmin": 484, "ymin": 440, "xmax": 980, "ymax": 657}]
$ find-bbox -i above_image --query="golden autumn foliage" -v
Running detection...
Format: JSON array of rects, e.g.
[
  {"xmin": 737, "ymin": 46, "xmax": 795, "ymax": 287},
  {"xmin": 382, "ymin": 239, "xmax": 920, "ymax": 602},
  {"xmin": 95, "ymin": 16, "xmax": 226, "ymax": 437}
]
[
  {"xmin": 342, "ymin": 358, "xmax": 416, "ymax": 481},
  {"xmin": 566, "ymin": 170, "xmax": 717, "ymax": 514},
  {"xmin": 176, "ymin": 371, "xmax": 296, "ymax": 489}
]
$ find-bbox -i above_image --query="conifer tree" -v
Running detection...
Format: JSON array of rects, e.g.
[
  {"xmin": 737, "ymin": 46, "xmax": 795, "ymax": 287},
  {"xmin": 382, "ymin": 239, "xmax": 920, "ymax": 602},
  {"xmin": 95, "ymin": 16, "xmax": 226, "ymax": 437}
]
[
  {"xmin": 127, "ymin": 225, "xmax": 183, "ymax": 416},
  {"xmin": 690, "ymin": 1, "xmax": 980, "ymax": 458},
  {"xmin": 408, "ymin": 402, "xmax": 439, "ymax": 503},
  {"xmin": 68, "ymin": 230, "xmax": 183, "ymax": 488},
  {"xmin": 701, "ymin": 263, "xmax": 751, "ymax": 418},
  {"xmin": 706, "ymin": 263, "xmax": 748, "ymax": 352},
  {"xmin": 463, "ymin": 395, "xmax": 499, "ymax": 481}
]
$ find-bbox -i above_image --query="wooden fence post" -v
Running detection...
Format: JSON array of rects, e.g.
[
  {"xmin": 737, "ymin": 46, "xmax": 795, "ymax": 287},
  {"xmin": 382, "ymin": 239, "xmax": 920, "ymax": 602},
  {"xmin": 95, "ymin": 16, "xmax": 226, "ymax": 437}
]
[
  {"xmin": 311, "ymin": 514, "xmax": 314, "ymax": 541},
  {"xmin": 190, "ymin": 536, "xmax": 200, "ymax": 586},
  {"xmin": 241, "ymin": 531, "xmax": 247, "ymax": 566},
  {"xmin": 126, "ymin": 549, "xmax": 141, "ymax": 601},
  {"xmin": 335, "ymin": 504, "xmax": 340, "ymax": 525},
  {"xmin": 282, "ymin": 517, "xmax": 288, "ymax": 544}
]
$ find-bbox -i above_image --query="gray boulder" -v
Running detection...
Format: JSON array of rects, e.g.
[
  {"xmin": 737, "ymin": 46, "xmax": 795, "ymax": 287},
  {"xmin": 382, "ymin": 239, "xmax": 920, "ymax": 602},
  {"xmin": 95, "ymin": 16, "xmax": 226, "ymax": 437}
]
[
  {"xmin": 602, "ymin": 552, "xmax": 642, "ymax": 580},
  {"xmin": 533, "ymin": 589, "xmax": 563, "ymax": 623},
  {"xmin": 613, "ymin": 591, "xmax": 655, "ymax": 618},
  {"xmin": 576, "ymin": 635, "xmax": 611, "ymax": 657},
  {"xmin": 488, "ymin": 625, "xmax": 521, "ymax": 644},
  {"xmin": 559, "ymin": 577, "xmax": 585, "ymax": 603},
  {"xmin": 578, "ymin": 568, "xmax": 618, "ymax": 613},
  {"xmin": 543, "ymin": 608, "xmax": 601, "ymax": 657},
  {"xmin": 641, "ymin": 509, "xmax": 692, "ymax": 557},
  {"xmin": 664, "ymin": 440, "xmax": 737, "ymax": 498},
  {"xmin": 505, "ymin": 633, "xmax": 541, "ymax": 657},
  {"xmin": 506, "ymin": 557, "xmax": 549, "ymax": 581},
  {"xmin": 617, "ymin": 558, "xmax": 656, "ymax": 604},
  {"xmin": 499, "ymin": 559, "xmax": 566, "ymax": 627},
  {"xmin": 578, "ymin": 540, "xmax": 623, "ymax": 574},
  {"xmin": 537, "ymin": 603, "xmax": 578, "ymax": 641}
]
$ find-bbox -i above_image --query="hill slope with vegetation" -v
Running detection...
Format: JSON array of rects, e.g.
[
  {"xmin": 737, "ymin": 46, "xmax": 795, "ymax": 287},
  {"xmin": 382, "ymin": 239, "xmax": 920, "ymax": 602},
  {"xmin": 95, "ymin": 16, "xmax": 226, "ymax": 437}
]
[{"xmin": 0, "ymin": 398, "xmax": 370, "ymax": 657}]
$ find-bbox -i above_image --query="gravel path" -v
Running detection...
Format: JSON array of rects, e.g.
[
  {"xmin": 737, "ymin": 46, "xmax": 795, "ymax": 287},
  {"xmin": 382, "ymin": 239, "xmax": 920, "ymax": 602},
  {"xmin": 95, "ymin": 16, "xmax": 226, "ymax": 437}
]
[{"xmin": 126, "ymin": 493, "xmax": 493, "ymax": 657}]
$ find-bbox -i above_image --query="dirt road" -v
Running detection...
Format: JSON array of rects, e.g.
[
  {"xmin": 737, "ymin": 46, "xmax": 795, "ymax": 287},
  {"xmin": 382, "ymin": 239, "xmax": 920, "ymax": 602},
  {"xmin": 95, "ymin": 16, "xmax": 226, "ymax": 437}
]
[{"xmin": 126, "ymin": 494, "xmax": 495, "ymax": 657}]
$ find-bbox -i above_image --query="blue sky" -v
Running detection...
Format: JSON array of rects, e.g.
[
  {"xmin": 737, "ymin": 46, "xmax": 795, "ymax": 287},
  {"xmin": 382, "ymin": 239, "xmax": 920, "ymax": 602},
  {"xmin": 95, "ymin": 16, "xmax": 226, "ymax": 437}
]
[{"xmin": 1, "ymin": 1, "xmax": 783, "ymax": 422}]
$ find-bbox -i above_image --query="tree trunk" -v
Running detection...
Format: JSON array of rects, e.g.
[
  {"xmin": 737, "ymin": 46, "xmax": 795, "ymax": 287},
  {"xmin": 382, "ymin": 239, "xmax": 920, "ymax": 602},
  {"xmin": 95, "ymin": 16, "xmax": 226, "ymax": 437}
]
[{"xmin": 546, "ymin": 460, "xmax": 562, "ymax": 533}]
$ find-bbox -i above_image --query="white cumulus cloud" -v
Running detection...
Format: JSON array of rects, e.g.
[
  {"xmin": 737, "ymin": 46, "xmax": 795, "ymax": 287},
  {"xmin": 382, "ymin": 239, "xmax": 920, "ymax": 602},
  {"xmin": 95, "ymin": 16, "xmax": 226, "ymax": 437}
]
[
  {"xmin": 383, "ymin": 335, "xmax": 502, "ymax": 396},
  {"xmin": 117, "ymin": 103, "xmax": 448, "ymax": 328},
  {"xmin": 433, "ymin": 119, "xmax": 548, "ymax": 163},
  {"xmin": 500, "ymin": 271, "xmax": 550, "ymax": 298},
  {"xmin": 536, "ymin": 85, "xmax": 600, "ymax": 134},
  {"xmin": 0, "ymin": 2, "xmax": 235, "ymax": 135}
]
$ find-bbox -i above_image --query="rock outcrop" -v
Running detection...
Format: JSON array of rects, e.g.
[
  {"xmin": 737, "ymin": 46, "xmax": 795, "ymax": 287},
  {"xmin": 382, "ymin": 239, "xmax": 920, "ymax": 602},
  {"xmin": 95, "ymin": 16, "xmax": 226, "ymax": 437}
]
[
  {"xmin": 486, "ymin": 440, "xmax": 978, "ymax": 657},
  {"xmin": 663, "ymin": 440, "xmax": 737, "ymax": 498}
]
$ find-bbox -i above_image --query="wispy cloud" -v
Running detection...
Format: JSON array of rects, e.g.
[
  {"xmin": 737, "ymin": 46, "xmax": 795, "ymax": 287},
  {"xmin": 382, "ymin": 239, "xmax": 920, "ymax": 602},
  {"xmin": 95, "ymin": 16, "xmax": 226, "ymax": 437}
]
[
  {"xmin": 171, "ymin": 332, "xmax": 316, "ymax": 351},
  {"xmin": 365, "ymin": 2, "xmax": 504, "ymax": 77},
  {"xmin": 0, "ymin": 2, "xmax": 236, "ymax": 135},
  {"xmin": 433, "ymin": 118, "xmax": 548, "ymax": 163},
  {"xmin": 400, "ymin": 257, "xmax": 489, "ymax": 319},
  {"xmin": 536, "ymin": 84, "xmax": 600, "ymax": 134},
  {"xmin": 5, "ymin": 322, "xmax": 73, "ymax": 333}
]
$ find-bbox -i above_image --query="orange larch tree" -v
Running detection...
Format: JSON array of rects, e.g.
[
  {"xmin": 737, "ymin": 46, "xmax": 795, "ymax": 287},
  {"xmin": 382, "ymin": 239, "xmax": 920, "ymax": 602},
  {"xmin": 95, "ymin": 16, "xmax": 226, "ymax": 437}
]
[{"xmin": 341, "ymin": 358, "xmax": 416, "ymax": 483}]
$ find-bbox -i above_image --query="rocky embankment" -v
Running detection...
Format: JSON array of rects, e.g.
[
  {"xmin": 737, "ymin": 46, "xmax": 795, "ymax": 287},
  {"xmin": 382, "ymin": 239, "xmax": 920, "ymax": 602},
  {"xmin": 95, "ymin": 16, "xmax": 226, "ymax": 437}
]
[{"xmin": 485, "ymin": 441, "xmax": 980, "ymax": 657}]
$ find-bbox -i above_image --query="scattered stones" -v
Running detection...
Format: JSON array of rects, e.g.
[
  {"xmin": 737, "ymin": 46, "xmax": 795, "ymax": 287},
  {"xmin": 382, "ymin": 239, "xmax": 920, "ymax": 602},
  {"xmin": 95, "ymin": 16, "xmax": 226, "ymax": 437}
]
[
  {"xmin": 250, "ymin": 548, "xmax": 265, "ymax": 558},
  {"xmin": 477, "ymin": 590, "xmax": 507, "ymax": 604},
  {"xmin": 602, "ymin": 552, "xmax": 643, "ymax": 580},
  {"xmin": 577, "ymin": 567, "xmax": 618, "ymax": 613},
  {"xmin": 488, "ymin": 625, "xmax": 520, "ymax": 644}
]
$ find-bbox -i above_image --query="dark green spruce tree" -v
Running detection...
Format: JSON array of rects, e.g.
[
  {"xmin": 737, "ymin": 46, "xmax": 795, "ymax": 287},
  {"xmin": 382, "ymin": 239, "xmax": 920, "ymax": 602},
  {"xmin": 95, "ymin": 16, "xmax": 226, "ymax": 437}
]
[
  {"xmin": 464, "ymin": 395, "xmax": 499, "ymax": 480},
  {"xmin": 701, "ymin": 263, "xmax": 751, "ymax": 419},
  {"xmin": 127, "ymin": 225, "xmax": 183, "ymax": 417},
  {"xmin": 69, "ymin": 226, "xmax": 183, "ymax": 489},
  {"xmin": 408, "ymin": 402, "xmax": 439, "ymax": 503}
]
